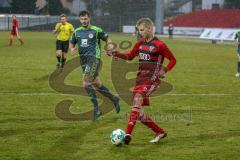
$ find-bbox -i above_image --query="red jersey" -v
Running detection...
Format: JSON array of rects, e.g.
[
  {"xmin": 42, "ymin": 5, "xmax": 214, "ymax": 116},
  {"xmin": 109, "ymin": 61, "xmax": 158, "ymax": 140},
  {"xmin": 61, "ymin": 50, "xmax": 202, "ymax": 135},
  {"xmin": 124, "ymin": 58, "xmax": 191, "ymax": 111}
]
[
  {"xmin": 12, "ymin": 19, "xmax": 19, "ymax": 31},
  {"xmin": 114, "ymin": 37, "xmax": 176, "ymax": 83}
]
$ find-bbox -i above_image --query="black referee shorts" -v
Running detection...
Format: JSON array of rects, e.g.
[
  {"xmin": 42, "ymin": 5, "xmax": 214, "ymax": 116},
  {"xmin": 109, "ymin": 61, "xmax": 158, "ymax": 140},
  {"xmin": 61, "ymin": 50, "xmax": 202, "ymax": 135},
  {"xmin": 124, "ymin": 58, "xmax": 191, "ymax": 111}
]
[{"xmin": 56, "ymin": 40, "xmax": 69, "ymax": 53}]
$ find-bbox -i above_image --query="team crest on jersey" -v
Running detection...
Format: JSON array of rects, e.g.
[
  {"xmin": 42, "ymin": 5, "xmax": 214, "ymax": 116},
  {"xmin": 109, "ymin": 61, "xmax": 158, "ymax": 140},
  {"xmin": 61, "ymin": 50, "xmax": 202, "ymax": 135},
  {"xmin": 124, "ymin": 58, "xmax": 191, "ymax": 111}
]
[
  {"xmin": 149, "ymin": 46, "xmax": 155, "ymax": 52},
  {"xmin": 89, "ymin": 34, "xmax": 94, "ymax": 39}
]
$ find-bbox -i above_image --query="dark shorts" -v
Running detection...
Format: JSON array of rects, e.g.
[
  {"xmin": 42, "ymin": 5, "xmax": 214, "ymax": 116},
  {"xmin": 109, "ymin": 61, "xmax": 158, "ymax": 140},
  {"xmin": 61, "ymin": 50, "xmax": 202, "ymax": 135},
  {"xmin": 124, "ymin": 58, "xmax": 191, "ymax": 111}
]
[
  {"xmin": 56, "ymin": 40, "xmax": 69, "ymax": 53},
  {"xmin": 237, "ymin": 47, "xmax": 240, "ymax": 55},
  {"xmin": 80, "ymin": 55, "xmax": 102, "ymax": 78}
]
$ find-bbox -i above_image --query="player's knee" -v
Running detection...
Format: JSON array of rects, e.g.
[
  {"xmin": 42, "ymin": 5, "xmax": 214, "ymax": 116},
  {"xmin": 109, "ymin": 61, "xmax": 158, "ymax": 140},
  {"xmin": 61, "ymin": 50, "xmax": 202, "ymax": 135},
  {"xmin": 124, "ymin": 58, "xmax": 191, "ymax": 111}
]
[
  {"xmin": 139, "ymin": 113, "xmax": 147, "ymax": 122},
  {"xmin": 84, "ymin": 75, "xmax": 95, "ymax": 82},
  {"xmin": 62, "ymin": 53, "xmax": 67, "ymax": 58},
  {"xmin": 133, "ymin": 93, "xmax": 143, "ymax": 106},
  {"xmin": 92, "ymin": 83, "xmax": 101, "ymax": 90},
  {"xmin": 131, "ymin": 105, "xmax": 142, "ymax": 112},
  {"xmin": 92, "ymin": 81, "xmax": 102, "ymax": 90},
  {"xmin": 83, "ymin": 77, "xmax": 94, "ymax": 87},
  {"xmin": 83, "ymin": 81, "xmax": 91, "ymax": 87},
  {"xmin": 56, "ymin": 51, "xmax": 61, "ymax": 56}
]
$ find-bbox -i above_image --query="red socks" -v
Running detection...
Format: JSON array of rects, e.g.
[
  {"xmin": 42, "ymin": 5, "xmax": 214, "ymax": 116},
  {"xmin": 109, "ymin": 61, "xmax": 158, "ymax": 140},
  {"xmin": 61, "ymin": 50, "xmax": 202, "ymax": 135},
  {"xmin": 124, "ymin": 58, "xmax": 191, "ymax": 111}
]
[
  {"xmin": 125, "ymin": 105, "xmax": 141, "ymax": 135},
  {"xmin": 139, "ymin": 114, "xmax": 164, "ymax": 134},
  {"xmin": 125, "ymin": 105, "xmax": 164, "ymax": 135}
]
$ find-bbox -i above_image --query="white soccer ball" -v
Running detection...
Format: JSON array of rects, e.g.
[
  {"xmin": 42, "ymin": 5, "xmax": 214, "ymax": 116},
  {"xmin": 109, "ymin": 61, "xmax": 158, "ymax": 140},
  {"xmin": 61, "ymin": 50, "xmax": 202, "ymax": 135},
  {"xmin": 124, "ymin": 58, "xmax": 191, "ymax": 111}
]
[
  {"xmin": 235, "ymin": 73, "xmax": 240, "ymax": 77},
  {"xmin": 110, "ymin": 129, "xmax": 126, "ymax": 145}
]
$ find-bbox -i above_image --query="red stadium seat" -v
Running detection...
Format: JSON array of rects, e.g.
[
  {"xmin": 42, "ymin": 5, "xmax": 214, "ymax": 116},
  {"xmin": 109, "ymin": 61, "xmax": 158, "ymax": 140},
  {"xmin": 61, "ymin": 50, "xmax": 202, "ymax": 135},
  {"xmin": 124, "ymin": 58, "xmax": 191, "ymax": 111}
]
[{"xmin": 164, "ymin": 9, "xmax": 240, "ymax": 28}]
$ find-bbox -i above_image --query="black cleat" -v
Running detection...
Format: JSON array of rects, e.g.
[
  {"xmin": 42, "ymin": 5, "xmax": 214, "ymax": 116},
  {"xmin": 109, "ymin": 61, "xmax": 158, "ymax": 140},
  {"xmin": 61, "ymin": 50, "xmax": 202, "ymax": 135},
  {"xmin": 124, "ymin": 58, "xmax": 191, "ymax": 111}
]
[
  {"xmin": 59, "ymin": 67, "xmax": 64, "ymax": 72},
  {"xmin": 60, "ymin": 62, "xmax": 65, "ymax": 68},
  {"xmin": 59, "ymin": 62, "xmax": 65, "ymax": 72},
  {"xmin": 123, "ymin": 134, "xmax": 132, "ymax": 145}
]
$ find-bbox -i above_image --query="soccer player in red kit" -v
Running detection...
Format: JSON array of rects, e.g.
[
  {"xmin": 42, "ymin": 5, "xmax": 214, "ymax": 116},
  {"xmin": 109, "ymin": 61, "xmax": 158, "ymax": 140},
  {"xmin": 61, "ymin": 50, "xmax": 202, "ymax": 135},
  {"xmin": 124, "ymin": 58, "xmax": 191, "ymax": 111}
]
[
  {"xmin": 106, "ymin": 18, "xmax": 176, "ymax": 144},
  {"xmin": 9, "ymin": 15, "xmax": 24, "ymax": 46}
]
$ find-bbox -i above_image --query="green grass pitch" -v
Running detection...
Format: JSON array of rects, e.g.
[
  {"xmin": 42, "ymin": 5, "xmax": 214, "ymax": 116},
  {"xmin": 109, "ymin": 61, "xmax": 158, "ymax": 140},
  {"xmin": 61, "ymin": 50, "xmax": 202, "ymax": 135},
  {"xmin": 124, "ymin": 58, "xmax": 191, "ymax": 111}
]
[{"xmin": 0, "ymin": 31, "xmax": 240, "ymax": 160}]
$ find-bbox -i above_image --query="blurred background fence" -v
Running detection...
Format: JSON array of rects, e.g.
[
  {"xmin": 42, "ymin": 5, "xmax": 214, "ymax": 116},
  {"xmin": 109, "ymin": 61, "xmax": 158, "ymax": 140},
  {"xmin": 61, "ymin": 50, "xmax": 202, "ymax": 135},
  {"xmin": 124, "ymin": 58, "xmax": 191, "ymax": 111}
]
[
  {"xmin": 0, "ymin": 0, "xmax": 240, "ymax": 37},
  {"xmin": 0, "ymin": 15, "xmax": 79, "ymax": 31}
]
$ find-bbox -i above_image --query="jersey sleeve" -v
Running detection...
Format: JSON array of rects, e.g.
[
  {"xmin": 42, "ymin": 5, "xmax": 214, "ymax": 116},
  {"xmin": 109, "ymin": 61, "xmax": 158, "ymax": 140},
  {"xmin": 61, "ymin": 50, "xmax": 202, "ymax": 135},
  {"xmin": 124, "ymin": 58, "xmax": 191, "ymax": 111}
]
[
  {"xmin": 159, "ymin": 42, "xmax": 176, "ymax": 72},
  {"xmin": 70, "ymin": 24, "xmax": 74, "ymax": 32},
  {"xmin": 16, "ymin": 20, "xmax": 19, "ymax": 28},
  {"xmin": 70, "ymin": 31, "xmax": 77, "ymax": 45},
  {"xmin": 97, "ymin": 28, "xmax": 109, "ymax": 42},
  {"xmin": 113, "ymin": 40, "xmax": 142, "ymax": 60},
  {"xmin": 55, "ymin": 23, "xmax": 61, "ymax": 30}
]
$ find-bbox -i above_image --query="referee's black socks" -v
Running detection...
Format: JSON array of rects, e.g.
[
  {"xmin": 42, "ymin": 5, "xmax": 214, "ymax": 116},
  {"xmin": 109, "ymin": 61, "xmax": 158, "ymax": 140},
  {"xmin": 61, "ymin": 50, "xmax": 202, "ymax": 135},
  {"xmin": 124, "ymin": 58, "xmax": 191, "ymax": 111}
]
[
  {"xmin": 61, "ymin": 57, "xmax": 66, "ymax": 66},
  {"xmin": 56, "ymin": 56, "xmax": 61, "ymax": 63}
]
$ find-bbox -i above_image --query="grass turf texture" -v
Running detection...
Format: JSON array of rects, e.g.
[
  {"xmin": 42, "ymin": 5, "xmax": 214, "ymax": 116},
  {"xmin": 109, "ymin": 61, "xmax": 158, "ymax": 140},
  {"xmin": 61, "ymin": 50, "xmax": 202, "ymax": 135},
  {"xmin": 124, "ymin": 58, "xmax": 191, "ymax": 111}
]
[{"xmin": 0, "ymin": 31, "xmax": 240, "ymax": 160}]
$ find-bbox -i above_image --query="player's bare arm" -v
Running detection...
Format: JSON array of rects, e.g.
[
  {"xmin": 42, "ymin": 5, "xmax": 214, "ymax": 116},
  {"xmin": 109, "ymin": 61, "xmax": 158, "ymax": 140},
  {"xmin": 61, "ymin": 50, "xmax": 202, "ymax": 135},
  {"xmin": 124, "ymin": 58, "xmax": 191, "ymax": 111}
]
[
  {"xmin": 53, "ymin": 23, "xmax": 61, "ymax": 34},
  {"xmin": 69, "ymin": 43, "xmax": 76, "ymax": 55},
  {"xmin": 106, "ymin": 41, "xmax": 140, "ymax": 60}
]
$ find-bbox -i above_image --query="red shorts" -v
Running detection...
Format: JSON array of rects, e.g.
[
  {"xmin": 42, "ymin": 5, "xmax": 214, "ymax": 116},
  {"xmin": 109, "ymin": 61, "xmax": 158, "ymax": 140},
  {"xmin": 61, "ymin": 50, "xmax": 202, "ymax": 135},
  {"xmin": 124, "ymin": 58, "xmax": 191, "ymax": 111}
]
[
  {"xmin": 132, "ymin": 81, "xmax": 160, "ymax": 106},
  {"xmin": 10, "ymin": 30, "xmax": 17, "ymax": 36}
]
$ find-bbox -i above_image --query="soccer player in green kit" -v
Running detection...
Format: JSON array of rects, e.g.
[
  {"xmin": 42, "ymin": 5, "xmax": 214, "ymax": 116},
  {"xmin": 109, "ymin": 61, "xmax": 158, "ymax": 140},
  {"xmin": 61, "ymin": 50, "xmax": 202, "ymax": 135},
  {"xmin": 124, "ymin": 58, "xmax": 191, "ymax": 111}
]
[
  {"xmin": 70, "ymin": 11, "xmax": 120, "ymax": 120},
  {"xmin": 235, "ymin": 30, "xmax": 240, "ymax": 77}
]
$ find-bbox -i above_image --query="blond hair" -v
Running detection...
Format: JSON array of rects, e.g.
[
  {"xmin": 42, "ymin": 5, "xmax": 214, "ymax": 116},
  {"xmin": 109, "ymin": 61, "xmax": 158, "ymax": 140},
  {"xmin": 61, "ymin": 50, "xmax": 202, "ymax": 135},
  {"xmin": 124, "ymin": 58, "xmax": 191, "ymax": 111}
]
[{"xmin": 136, "ymin": 18, "xmax": 154, "ymax": 28}]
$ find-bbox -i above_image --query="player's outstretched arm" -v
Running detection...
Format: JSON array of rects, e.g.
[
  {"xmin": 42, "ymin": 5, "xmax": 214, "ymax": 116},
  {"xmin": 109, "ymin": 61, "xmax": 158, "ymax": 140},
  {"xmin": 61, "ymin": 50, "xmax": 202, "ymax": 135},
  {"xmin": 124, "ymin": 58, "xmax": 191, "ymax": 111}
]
[
  {"xmin": 52, "ymin": 30, "xmax": 56, "ymax": 34},
  {"xmin": 105, "ymin": 41, "xmax": 141, "ymax": 60},
  {"xmin": 53, "ymin": 29, "xmax": 59, "ymax": 35},
  {"xmin": 106, "ymin": 50, "xmax": 135, "ymax": 60},
  {"xmin": 53, "ymin": 23, "xmax": 61, "ymax": 34}
]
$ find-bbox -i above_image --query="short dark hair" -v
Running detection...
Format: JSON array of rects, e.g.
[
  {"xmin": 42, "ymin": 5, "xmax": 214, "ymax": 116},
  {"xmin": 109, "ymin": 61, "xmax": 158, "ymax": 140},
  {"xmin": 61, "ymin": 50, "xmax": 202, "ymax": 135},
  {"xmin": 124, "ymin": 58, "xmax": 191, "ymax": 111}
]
[
  {"xmin": 79, "ymin": 10, "xmax": 90, "ymax": 17},
  {"xmin": 60, "ymin": 14, "xmax": 66, "ymax": 18}
]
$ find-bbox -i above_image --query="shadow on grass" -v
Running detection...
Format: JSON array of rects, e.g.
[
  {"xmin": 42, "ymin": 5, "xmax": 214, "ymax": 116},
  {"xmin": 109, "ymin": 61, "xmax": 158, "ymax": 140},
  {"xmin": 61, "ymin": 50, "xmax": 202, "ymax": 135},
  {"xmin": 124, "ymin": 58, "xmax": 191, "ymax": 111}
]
[
  {"xmin": 29, "ymin": 117, "xmax": 119, "ymax": 159},
  {"xmin": 0, "ymin": 126, "xmax": 73, "ymax": 137},
  {"xmin": 33, "ymin": 74, "xmax": 49, "ymax": 82}
]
